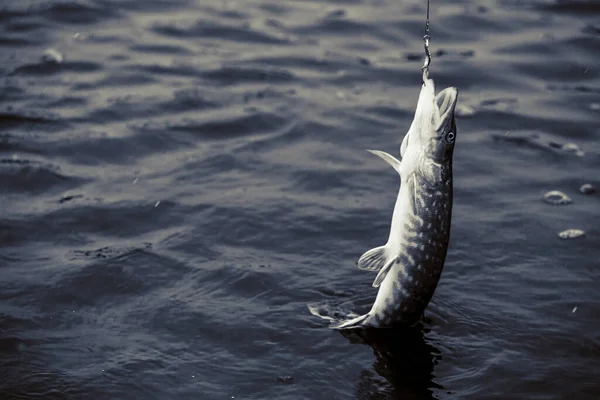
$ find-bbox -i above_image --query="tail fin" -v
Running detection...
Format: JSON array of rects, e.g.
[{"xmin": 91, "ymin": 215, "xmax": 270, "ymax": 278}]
[
  {"xmin": 308, "ymin": 303, "xmax": 372, "ymax": 330},
  {"xmin": 329, "ymin": 313, "xmax": 371, "ymax": 330}
]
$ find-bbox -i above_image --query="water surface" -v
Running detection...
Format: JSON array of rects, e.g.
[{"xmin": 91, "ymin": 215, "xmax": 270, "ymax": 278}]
[{"xmin": 1, "ymin": 0, "xmax": 599, "ymax": 399}]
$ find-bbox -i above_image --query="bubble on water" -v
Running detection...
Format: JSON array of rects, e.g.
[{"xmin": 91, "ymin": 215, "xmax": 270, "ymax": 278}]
[
  {"xmin": 579, "ymin": 184, "xmax": 595, "ymax": 194},
  {"xmin": 41, "ymin": 48, "xmax": 63, "ymax": 64},
  {"xmin": 543, "ymin": 191, "xmax": 572, "ymax": 205},
  {"xmin": 558, "ymin": 229, "xmax": 585, "ymax": 239},
  {"xmin": 561, "ymin": 142, "xmax": 584, "ymax": 157}
]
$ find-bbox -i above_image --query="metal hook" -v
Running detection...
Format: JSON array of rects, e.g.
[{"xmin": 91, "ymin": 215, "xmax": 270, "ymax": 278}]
[{"xmin": 422, "ymin": 0, "xmax": 431, "ymax": 83}]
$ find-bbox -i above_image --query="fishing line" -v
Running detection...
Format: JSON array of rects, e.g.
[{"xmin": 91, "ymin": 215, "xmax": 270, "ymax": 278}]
[{"xmin": 422, "ymin": 0, "xmax": 431, "ymax": 82}]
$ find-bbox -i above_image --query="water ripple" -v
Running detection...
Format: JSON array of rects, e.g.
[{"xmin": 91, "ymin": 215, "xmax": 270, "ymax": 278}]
[
  {"xmin": 1, "ymin": 0, "xmax": 600, "ymax": 399},
  {"xmin": 151, "ymin": 20, "xmax": 292, "ymax": 45}
]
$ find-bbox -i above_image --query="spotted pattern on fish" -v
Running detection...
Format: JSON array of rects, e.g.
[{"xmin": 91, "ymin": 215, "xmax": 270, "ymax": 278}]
[
  {"xmin": 370, "ymin": 173, "xmax": 453, "ymax": 325},
  {"xmin": 324, "ymin": 79, "xmax": 458, "ymax": 330}
]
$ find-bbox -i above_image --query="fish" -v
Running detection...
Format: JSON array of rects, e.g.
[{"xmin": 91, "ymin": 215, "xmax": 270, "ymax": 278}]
[{"xmin": 329, "ymin": 77, "xmax": 458, "ymax": 329}]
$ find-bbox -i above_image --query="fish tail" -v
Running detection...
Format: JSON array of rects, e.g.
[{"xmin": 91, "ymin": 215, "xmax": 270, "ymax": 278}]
[
  {"xmin": 308, "ymin": 303, "xmax": 372, "ymax": 330},
  {"xmin": 329, "ymin": 313, "xmax": 371, "ymax": 330}
]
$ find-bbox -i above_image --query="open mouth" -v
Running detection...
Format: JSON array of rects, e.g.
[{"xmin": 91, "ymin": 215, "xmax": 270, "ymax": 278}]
[{"xmin": 434, "ymin": 87, "xmax": 458, "ymax": 127}]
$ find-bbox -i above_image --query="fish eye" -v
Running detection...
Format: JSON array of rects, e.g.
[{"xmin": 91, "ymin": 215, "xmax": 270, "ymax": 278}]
[{"xmin": 446, "ymin": 131, "xmax": 455, "ymax": 143}]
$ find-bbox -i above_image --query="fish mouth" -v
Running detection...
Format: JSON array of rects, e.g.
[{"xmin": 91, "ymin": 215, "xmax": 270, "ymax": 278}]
[{"xmin": 433, "ymin": 87, "xmax": 458, "ymax": 129}]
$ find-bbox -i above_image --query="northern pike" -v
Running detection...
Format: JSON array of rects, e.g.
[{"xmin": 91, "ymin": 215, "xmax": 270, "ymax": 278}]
[
  {"xmin": 309, "ymin": 0, "xmax": 458, "ymax": 329},
  {"xmin": 317, "ymin": 77, "xmax": 458, "ymax": 329}
]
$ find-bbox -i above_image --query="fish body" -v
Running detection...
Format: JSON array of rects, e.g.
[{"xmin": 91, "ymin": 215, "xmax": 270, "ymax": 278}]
[{"xmin": 333, "ymin": 78, "xmax": 458, "ymax": 329}]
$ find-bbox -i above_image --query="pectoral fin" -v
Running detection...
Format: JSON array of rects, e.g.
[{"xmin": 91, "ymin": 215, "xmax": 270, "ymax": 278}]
[
  {"xmin": 366, "ymin": 150, "xmax": 401, "ymax": 174},
  {"xmin": 372, "ymin": 257, "xmax": 396, "ymax": 287},
  {"xmin": 357, "ymin": 245, "xmax": 389, "ymax": 271}
]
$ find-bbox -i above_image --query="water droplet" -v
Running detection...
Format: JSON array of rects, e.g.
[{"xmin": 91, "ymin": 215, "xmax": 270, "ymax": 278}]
[
  {"xmin": 558, "ymin": 229, "xmax": 585, "ymax": 239},
  {"xmin": 572, "ymin": 306, "xmax": 578, "ymax": 313},
  {"xmin": 543, "ymin": 191, "xmax": 572, "ymax": 205},
  {"xmin": 154, "ymin": 201, "xmax": 160, "ymax": 207}
]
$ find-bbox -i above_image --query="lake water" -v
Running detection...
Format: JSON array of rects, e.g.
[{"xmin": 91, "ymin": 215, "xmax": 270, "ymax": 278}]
[{"xmin": 1, "ymin": 0, "xmax": 599, "ymax": 399}]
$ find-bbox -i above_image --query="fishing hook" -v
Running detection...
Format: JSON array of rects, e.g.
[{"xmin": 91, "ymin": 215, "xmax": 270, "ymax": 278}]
[{"xmin": 422, "ymin": 0, "xmax": 431, "ymax": 82}]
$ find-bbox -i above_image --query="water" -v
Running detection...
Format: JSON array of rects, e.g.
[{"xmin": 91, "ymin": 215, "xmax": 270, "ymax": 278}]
[{"xmin": 1, "ymin": 0, "xmax": 599, "ymax": 399}]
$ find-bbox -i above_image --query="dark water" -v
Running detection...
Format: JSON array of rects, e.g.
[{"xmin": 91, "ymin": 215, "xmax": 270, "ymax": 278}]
[{"xmin": 1, "ymin": 0, "xmax": 599, "ymax": 399}]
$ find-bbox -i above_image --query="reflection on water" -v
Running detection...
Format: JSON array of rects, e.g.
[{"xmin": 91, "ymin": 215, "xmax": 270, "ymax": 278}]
[{"xmin": 343, "ymin": 325, "xmax": 441, "ymax": 400}]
